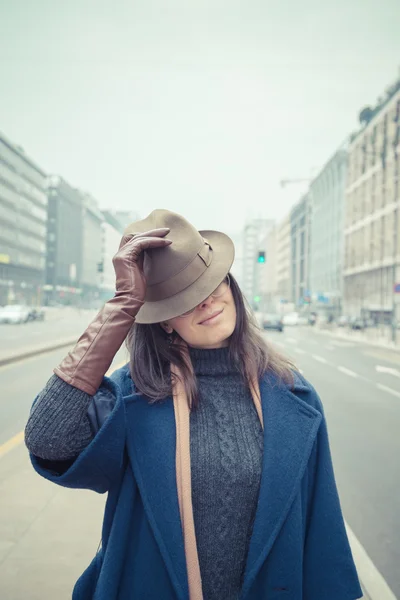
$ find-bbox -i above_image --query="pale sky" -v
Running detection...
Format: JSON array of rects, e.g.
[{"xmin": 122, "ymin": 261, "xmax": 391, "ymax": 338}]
[{"xmin": 1, "ymin": 0, "xmax": 399, "ymax": 235}]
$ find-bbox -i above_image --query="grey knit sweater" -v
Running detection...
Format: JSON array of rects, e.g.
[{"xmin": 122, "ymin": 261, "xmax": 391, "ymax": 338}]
[{"xmin": 25, "ymin": 347, "xmax": 264, "ymax": 600}]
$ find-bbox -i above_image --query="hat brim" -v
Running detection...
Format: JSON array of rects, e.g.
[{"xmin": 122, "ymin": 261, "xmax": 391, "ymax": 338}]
[{"xmin": 135, "ymin": 230, "xmax": 235, "ymax": 324}]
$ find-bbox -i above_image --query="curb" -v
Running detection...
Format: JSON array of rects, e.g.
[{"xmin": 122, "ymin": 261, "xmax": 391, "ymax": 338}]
[
  {"xmin": 0, "ymin": 337, "xmax": 78, "ymax": 368},
  {"xmin": 314, "ymin": 328, "xmax": 400, "ymax": 353}
]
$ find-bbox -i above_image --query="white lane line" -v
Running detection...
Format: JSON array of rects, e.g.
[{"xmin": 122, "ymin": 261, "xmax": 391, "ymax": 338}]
[
  {"xmin": 312, "ymin": 355, "xmax": 328, "ymax": 364},
  {"xmin": 294, "ymin": 348, "xmax": 305, "ymax": 354},
  {"xmin": 377, "ymin": 383, "xmax": 400, "ymax": 399},
  {"xmin": 273, "ymin": 341, "xmax": 285, "ymax": 348},
  {"xmin": 286, "ymin": 338, "xmax": 298, "ymax": 345},
  {"xmin": 338, "ymin": 366, "xmax": 359, "ymax": 378},
  {"xmin": 345, "ymin": 521, "xmax": 398, "ymax": 600},
  {"xmin": 376, "ymin": 365, "xmax": 400, "ymax": 379}
]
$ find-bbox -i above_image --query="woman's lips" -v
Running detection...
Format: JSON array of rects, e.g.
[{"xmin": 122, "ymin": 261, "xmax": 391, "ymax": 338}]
[{"xmin": 199, "ymin": 309, "xmax": 223, "ymax": 325}]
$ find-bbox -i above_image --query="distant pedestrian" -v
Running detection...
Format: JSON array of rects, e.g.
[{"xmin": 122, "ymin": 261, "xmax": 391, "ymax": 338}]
[{"xmin": 25, "ymin": 210, "xmax": 362, "ymax": 600}]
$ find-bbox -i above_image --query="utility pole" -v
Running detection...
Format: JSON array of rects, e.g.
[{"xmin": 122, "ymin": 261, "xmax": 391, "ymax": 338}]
[{"xmin": 392, "ymin": 162, "xmax": 399, "ymax": 344}]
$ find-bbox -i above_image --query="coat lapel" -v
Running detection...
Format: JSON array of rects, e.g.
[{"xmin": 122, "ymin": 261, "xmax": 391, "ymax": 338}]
[
  {"xmin": 240, "ymin": 374, "xmax": 322, "ymax": 598},
  {"xmin": 124, "ymin": 393, "xmax": 189, "ymax": 600},
  {"xmin": 124, "ymin": 374, "xmax": 322, "ymax": 600}
]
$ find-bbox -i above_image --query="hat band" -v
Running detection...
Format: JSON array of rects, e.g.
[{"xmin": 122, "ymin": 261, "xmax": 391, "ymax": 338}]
[{"xmin": 145, "ymin": 240, "xmax": 212, "ymax": 302}]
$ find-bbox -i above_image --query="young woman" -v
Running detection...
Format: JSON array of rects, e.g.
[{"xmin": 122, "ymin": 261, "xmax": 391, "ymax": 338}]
[{"xmin": 25, "ymin": 209, "xmax": 362, "ymax": 600}]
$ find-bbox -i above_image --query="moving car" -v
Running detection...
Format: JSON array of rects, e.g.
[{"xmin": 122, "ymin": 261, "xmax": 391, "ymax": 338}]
[
  {"xmin": 0, "ymin": 304, "xmax": 31, "ymax": 324},
  {"xmin": 262, "ymin": 313, "xmax": 284, "ymax": 332}
]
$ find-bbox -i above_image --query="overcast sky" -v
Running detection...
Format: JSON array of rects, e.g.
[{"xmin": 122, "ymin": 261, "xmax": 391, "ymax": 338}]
[{"xmin": 1, "ymin": 0, "xmax": 400, "ymax": 235}]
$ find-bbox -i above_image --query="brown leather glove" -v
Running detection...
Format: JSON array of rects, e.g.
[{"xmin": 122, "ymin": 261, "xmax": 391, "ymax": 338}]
[{"xmin": 54, "ymin": 228, "xmax": 171, "ymax": 395}]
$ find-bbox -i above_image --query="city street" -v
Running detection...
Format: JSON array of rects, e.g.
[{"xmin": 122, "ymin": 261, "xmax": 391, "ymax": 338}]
[
  {"xmin": 0, "ymin": 323, "xmax": 399, "ymax": 599},
  {"xmin": 0, "ymin": 308, "xmax": 97, "ymax": 362},
  {"xmin": 267, "ymin": 326, "xmax": 400, "ymax": 599}
]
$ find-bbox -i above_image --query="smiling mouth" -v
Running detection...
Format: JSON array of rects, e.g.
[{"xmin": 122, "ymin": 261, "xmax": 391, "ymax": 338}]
[{"xmin": 199, "ymin": 309, "xmax": 223, "ymax": 325}]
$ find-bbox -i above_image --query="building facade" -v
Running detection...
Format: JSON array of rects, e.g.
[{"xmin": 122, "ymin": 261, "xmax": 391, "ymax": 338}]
[
  {"xmin": 45, "ymin": 176, "xmax": 84, "ymax": 305},
  {"xmin": 276, "ymin": 215, "xmax": 292, "ymax": 308},
  {"xmin": 100, "ymin": 211, "xmax": 124, "ymax": 302},
  {"xmin": 258, "ymin": 225, "xmax": 279, "ymax": 313},
  {"xmin": 242, "ymin": 218, "xmax": 274, "ymax": 309},
  {"xmin": 309, "ymin": 148, "xmax": 347, "ymax": 317},
  {"xmin": 0, "ymin": 131, "xmax": 47, "ymax": 305},
  {"xmin": 80, "ymin": 192, "xmax": 104, "ymax": 306},
  {"xmin": 290, "ymin": 194, "xmax": 311, "ymax": 309},
  {"xmin": 344, "ymin": 83, "xmax": 400, "ymax": 325}
]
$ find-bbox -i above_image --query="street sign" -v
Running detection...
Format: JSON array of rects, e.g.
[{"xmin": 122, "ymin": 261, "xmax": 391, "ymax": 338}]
[{"xmin": 394, "ymin": 283, "xmax": 400, "ymax": 293}]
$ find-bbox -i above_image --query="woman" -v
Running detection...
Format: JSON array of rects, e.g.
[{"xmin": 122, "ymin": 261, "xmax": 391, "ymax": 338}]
[{"xmin": 25, "ymin": 209, "xmax": 362, "ymax": 600}]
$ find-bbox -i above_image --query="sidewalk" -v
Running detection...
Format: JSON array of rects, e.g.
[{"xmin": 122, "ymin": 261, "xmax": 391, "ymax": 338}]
[{"xmin": 315, "ymin": 324, "xmax": 400, "ymax": 352}]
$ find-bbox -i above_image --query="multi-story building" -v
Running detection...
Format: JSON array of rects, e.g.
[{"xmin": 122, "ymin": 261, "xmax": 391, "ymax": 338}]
[
  {"xmin": 0, "ymin": 131, "xmax": 47, "ymax": 305},
  {"xmin": 258, "ymin": 225, "xmax": 279, "ymax": 313},
  {"xmin": 108, "ymin": 210, "xmax": 140, "ymax": 232},
  {"xmin": 309, "ymin": 148, "xmax": 347, "ymax": 317},
  {"xmin": 242, "ymin": 218, "xmax": 274, "ymax": 309},
  {"xmin": 80, "ymin": 192, "xmax": 104, "ymax": 306},
  {"xmin": 276, "ymin": 215, "xmax": 292, "ymax": 308},
  {"xmin": 228, "ymin": 231, "xmax": 244, "ymax": 289},
  {"xmin": 100, "ymin": 210, "xmax": 124, "ymax": 302},
  {"xmin": 290, "ymin": 193, "xmax": 311, "ymax": 309},
  {"xmin": 45, "ymin": 176, "xmax": 83, "ymax": 305},
  {"xmin": 344, "ymin": 80, "xmax": 400, "ymax": 326}
]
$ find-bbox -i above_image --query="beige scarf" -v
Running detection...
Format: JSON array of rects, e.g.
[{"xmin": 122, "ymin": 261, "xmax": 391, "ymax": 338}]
[{"xmin": 171, "ymin": 364, "xmax": 264, "ymax": 600}]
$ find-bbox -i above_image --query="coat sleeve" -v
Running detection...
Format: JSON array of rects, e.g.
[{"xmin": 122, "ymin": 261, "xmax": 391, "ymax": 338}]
[
  {"xmin": 29, "ymin": 374, "xmax": 126, "ymax": 494},
  {"xmin": 302, "ymin": 393, "xmax": 363, "ymax": 600}
]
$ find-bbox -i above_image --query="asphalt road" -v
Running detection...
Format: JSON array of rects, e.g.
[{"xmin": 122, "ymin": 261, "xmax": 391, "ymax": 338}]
[
  {"xmin": 0, "ymin": 309, "xmax": 97, "ymax": 360},
  {"xmin": 0, "ymin": 324, "xmax": 398, "ymax": 599},
  {"xmin": 266, "ymin": 326, "xmax": 400, "ymax": 599},
  {"xmin": 0, "ymin": 344, "xmax": 129, "ymax": 600}
]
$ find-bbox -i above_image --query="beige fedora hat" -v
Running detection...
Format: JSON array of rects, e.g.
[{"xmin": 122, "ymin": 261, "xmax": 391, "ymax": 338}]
[{"xmin": 123, "ymin": 209, "xmax": 235, "ymax": 324}]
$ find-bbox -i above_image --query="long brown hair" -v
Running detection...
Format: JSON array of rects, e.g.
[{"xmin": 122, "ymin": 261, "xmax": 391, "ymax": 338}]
[{"xmin": 127, "ymin": 273, "xmax": 296, "ymax": 408}]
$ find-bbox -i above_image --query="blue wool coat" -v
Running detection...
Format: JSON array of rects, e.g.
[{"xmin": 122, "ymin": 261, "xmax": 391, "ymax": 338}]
[{"xmin": 30, "ymin": 365, "xmax": 362, "ymax": 600}]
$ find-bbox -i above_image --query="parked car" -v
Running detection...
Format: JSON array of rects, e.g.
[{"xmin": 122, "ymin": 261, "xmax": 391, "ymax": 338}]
[
  {"xmin": 337, "ymin": 315, "xmax": 350, "ymax": 327},
  {"xmin": 0, "ymin": 304, "xmax": 31, "ymax": 324},
  {"xmin": 349, "ymin": 317, "xmax": 365, "ymax": 330},
  {"xmin": 28, "ymin": 307, "xmax": 45, "ymax": 321},
  {"xmin": 282, "ymin": 312, "xmax": 300, "ymax": 326},
  {"xmin": 262, "ymin": 314, "xmax": 284, "ymax": 332}
]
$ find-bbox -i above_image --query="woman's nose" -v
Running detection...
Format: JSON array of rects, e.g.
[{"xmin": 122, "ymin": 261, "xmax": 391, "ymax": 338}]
[{"xmin": 199, "ymin": 294, "xmax": 214, "ymax": 309}]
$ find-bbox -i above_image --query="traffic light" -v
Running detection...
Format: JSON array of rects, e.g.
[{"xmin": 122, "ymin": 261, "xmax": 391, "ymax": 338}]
[{"xmin": 257, "ymin": 251, "xmax": 266, "ymax": 263}]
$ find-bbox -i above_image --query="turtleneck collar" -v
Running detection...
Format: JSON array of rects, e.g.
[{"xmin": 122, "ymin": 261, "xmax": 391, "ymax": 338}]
[{"xmin": 188, "ymin": 346, "xmax": 239, "ymax": 376}]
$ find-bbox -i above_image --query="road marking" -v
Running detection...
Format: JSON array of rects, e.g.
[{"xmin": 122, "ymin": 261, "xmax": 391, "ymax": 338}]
[
  {"xmin": 0, "ymin": 431, "xmax": 24, "ymax": 460},
  {"xmin": 345, "ymin": 521, "xmax": 398, "ymax": 600},
  {"xmin": 0, "ymin": 360, "xmax": 127, "ymax": 461},
  {"xmin": 338, "ymin": 366, "xmax": 358, "ymax": 378},
  {"xmin": 312, "ymin": 355, "xmax": 328, "ymax": 364},
  {"xmin": 376, "ymin": 365, "xmax": 400, "ymax": 378},
  {"xmin": 294, "ymin": 348, "xmax": 305, "ymax": 354},
  {"xmin": 377, "ymin": 383, "xmax": 400, "ymax": 399},
  {"xmin": 286, "ymin": 338, "xmax": 298, "ymax": 344}
]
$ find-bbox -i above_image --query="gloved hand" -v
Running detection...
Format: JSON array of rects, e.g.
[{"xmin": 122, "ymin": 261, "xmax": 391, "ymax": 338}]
[{"xmin": 54, "ymin": 228, "xmax": 171, "ymax": 395}]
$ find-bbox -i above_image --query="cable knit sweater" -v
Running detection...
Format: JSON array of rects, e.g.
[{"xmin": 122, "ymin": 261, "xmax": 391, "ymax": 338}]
[{"xmin": 25, "ymin": 347, "xmax": 264, "ymax": 600}]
